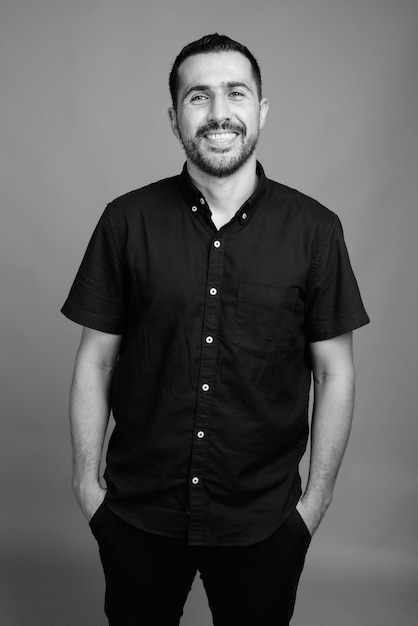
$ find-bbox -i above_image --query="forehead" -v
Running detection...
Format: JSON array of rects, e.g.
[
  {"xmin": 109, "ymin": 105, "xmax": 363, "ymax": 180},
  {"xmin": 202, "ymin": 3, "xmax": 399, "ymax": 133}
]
[{"xmin": 177, "ymin": 51, "xmax": 256, "ymax": 95}]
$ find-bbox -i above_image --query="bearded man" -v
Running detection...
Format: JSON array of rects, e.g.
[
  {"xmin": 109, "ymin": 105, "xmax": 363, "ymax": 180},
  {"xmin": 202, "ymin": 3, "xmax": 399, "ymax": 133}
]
[{"xmin": 62, "ymin": 33, "xmax": 369, "ymax": 626}]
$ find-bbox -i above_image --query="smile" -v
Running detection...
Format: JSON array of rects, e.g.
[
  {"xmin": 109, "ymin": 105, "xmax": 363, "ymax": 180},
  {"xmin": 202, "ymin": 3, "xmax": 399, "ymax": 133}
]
[{"xmin": 205, "ymin": 132, "xmax": 238, "ymax": 142}]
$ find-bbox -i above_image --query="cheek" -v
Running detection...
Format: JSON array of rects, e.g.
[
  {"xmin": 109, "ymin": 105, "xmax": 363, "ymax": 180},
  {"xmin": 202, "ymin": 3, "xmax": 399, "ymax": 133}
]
[{"xmin": 177, "ymin": 116, "xmax": 195, "ymax": 138}]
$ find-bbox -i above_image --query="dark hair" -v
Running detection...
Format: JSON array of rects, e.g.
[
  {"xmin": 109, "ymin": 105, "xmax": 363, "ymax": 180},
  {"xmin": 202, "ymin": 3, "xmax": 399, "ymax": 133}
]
[{"xmin": 169, "ymin": 33, "xmax": 263, "ymax": 109}]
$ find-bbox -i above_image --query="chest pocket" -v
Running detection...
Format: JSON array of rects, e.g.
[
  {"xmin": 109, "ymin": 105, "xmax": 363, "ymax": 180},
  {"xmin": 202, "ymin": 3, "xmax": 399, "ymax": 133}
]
[{"xmin": 234, "ymin": 283, "xmax": 300, "ymax": 358}]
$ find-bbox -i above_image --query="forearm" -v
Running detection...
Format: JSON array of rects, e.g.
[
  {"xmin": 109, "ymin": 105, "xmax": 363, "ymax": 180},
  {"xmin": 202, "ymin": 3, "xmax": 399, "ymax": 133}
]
[
  {"xmin": 68, "ymin": 328, "xmax": 121, "ymax": 520},
  {"xmin": 302, "ymin": 370, "xmax": 355, "ymax": 517},
  {"xmin": 297, "ymin": 332, "xmax": 355, "ymax": 534},
  {"xmin": 70, "ymin": 354, "xmax": 113, "ymax": 494}
]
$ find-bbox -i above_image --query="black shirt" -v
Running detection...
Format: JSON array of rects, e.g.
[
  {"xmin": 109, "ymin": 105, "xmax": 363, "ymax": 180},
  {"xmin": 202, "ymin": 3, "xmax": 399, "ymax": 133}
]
[{"xmin": 62, "ymin": 163, "xmax": 369, "ymax": 546}]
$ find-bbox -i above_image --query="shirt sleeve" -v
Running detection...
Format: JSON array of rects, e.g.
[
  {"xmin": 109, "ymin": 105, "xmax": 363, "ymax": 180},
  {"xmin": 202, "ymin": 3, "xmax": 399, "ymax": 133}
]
[
  {"xmin": 61, "ymin": 206, "xmax": 126, "ymax": 334},
  {"xmin": 305, "ymin": 214, "xmax": 370, "ymax": 342}
]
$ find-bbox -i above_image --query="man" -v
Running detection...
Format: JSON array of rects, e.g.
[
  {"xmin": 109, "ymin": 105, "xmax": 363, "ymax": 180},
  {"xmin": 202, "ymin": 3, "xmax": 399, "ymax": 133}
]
[{"xmin": 62, "ymin": 34, "xmax": 369, "ymax": 625}]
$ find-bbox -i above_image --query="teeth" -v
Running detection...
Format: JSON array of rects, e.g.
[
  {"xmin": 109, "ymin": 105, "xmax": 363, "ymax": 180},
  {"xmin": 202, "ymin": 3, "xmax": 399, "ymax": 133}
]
[{"xmin": 206, "ymin": 133, "xmax": 236, "ymax": 141}]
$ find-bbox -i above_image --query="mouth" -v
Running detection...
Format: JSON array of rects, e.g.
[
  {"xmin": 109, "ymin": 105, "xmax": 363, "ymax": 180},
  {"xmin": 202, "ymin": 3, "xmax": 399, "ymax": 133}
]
[
  {"xmin": 205, "ymin": 132, "xmax": 238, "ymax": 143},
  {"xmin": 202, "ymin": 131, "xmax": 241, "ymax": 151}
]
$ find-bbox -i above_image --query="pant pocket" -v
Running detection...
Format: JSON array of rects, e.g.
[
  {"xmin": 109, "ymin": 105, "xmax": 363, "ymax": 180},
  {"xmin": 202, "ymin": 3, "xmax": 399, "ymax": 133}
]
[
  {"xmin": 89, "ymin": 500, "xmax": 108, "ymax": 532},
  {"xmin": 285, "ymin": 508, "xmax": 312, "ymax": 548}
]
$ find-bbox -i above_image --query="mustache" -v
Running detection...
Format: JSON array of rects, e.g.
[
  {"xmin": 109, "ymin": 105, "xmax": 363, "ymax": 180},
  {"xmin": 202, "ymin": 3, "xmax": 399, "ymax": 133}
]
[{"xmin": 196, "ymin": 122, "xmax": 245, "ymax": 138}]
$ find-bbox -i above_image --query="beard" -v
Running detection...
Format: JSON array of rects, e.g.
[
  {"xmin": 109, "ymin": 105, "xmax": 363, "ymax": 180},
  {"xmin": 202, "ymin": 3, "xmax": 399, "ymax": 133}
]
[{"xmin": 180, "ymin": 122, "xmax": 259, "ymax": 178}]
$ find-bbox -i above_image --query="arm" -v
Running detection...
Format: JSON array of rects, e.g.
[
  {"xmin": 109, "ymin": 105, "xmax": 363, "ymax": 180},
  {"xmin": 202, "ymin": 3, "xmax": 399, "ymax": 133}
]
[
  {"xmin": 70, "ymin": 327, "xmax": 122, "ymax": 521},
  {"xmin": 297, "ymin": 331, "xmax": 355, "ymax": 536}
]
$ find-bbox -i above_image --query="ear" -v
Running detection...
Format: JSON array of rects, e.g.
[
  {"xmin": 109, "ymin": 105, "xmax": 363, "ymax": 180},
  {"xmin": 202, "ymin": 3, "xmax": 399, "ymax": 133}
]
[
  {"xmin": 258, "ymin": 98, "xmax": 269, "ymax": 130},
  {"xmin": 168, "ymin": 107, "xmax": 181, "ymax": 141}
]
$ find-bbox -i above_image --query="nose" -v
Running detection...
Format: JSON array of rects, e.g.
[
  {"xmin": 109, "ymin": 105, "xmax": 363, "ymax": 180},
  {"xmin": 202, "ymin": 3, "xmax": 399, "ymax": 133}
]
[{"xmin": 208, "ymin": 94, "xmax": 231, "ymax": 124}]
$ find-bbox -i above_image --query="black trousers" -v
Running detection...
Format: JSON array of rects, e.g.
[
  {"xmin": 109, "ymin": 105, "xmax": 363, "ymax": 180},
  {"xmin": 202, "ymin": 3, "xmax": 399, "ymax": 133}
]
[{"xmin": 89, "ymin": 504, "xmax": 311, "ymax": 626}]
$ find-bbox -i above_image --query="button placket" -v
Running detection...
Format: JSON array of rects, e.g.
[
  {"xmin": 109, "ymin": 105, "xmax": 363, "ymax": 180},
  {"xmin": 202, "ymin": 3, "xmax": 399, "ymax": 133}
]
[{"xmin": 187, "ymin": 234, "xmax": 225, "ymax": 543}]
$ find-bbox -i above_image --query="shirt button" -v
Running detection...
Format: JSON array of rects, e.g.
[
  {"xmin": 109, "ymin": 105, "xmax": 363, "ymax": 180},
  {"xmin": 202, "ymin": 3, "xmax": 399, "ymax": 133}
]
[
  {"xmin": 191, "ymin": 476, "xmax": 200, "ymax": 485},
  {"xmin": 200, "ymin": 197, "xmax": 205, "ymax": 205},
  {"xmin": 213, "ymin": 240, "xmax": 221, "ymax": 248},
  {"xmin": 202, "ymin": 383, "xmax": 210, "ymax": 392},
  {"xmin": 197, "ymin": 431, "xmax": 205, "ymax": 439},
  {"xmin": 209, "ymin": 287, "xmax": 217, "ymax": 296},
  {"xmin": 242, "ymin": 212, "xmax": 247, "ymax": 220},
  {"xmin": 205, "ymin": 336, "xmax": 214, "ymax": 344},
  {"xmin": 191, "ymin": 206, "xmax": 198, "ymax": 213}
]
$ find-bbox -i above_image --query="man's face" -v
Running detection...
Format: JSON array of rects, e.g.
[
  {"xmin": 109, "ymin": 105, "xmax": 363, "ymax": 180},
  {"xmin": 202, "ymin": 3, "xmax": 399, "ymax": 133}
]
[{"xmin": 169, "ymin": 51, "xmax": 268, "ymax": 178}]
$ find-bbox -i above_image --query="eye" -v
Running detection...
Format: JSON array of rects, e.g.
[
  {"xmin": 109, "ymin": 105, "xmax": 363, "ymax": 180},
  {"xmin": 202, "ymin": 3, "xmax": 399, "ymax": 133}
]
[
  {"xmin": 229, "ymin": 91, "xmax": 245, "ymax": 99},
  {"xmin": 190, "ymin": 94, "xmax": 208, "ymax": 103}
]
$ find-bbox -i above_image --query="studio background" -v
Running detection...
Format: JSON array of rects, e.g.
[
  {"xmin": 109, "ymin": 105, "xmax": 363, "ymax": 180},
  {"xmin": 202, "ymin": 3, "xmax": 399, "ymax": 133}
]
[{"xmin": 1, "ymin": 0, "xmax": 417, "ymax": 624}]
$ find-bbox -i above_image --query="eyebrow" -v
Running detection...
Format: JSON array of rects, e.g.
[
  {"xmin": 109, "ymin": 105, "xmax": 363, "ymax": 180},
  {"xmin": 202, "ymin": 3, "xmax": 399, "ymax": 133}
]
[{"xmin": 182, "ymin": 81, "xmax": 254, "ymax": 102}]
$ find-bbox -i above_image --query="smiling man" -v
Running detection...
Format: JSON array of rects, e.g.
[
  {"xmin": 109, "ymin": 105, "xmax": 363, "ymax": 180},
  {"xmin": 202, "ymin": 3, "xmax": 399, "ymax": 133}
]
[
  {"xmin": 169, "ymin": 49, "xmax": 268, "ymax": 180},
  {"xmin": 62, "ymin": 34, "xmax": 369, "ymax": 625}
]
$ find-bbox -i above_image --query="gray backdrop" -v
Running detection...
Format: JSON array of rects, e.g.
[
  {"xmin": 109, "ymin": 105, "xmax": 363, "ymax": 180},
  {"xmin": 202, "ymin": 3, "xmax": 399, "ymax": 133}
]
[{"xmin": 1, "ymin": 0, "xmax": 417, "ymax": 624}]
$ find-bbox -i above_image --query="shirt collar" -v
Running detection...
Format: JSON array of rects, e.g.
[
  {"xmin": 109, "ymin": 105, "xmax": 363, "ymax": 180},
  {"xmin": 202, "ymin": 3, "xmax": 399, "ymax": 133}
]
[{"xmin": 178, "ymin": 161, "xmax": 268, "ymax": 221}]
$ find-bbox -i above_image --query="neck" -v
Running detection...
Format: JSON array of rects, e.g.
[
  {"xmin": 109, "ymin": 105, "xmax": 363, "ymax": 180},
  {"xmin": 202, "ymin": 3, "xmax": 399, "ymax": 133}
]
[{"xmin": 187, "ymin": 156, "xmax": 258, "ymax": 228}]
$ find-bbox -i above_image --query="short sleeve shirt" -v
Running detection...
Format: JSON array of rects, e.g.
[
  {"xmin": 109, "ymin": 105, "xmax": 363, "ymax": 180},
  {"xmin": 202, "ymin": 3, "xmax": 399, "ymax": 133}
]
[{"xmin": 62, "ymin": 162, "xmax": 369, "ymax": 546}]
